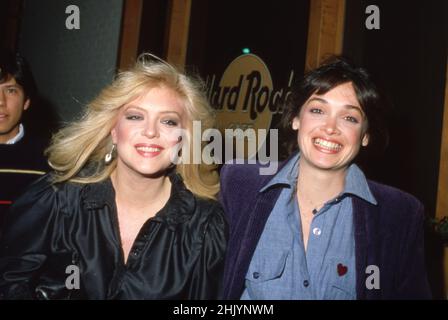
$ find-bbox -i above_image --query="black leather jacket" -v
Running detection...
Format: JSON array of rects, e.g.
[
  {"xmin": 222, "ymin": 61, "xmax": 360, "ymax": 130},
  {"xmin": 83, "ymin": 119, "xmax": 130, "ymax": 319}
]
[{"xmin": 0, "ymin": 172, "xmax": 228, "ymax": 299}]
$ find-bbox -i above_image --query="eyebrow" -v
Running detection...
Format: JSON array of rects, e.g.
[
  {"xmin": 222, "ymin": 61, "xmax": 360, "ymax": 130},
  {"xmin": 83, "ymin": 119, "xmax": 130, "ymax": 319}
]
[
  {"xmin": 1, "ymin": 84, "xmax": 21, "ymax": 88},
  {"xmin": 306, "ymin": 97, "xmax": 365, "ymax": 116}
]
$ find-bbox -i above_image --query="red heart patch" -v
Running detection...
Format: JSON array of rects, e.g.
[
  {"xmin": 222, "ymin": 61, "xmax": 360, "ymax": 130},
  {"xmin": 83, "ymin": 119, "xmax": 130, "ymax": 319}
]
[{"xmin": 337, "ymin": 263, "xmax": 348, "ymax": 276}]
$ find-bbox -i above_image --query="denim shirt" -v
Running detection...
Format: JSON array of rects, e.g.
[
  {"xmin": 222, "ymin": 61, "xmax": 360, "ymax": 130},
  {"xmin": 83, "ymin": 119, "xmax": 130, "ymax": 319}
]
[{"xmin": 241, "ymin": 153, "xmax": 377, "ymax": 300}]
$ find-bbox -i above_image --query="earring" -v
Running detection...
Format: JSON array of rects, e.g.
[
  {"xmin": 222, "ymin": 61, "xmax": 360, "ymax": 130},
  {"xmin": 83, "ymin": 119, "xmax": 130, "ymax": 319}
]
[
  {"xmin": 105, "ymin": 144, "xmax": 116, "ymax": 165},
  {"xmin": 362, "ymin": 137, "xmax": 369, "ymax": 147},
  {"xmin": 292, "ymin": 119, "xmax": 299, "ymax": 130}
]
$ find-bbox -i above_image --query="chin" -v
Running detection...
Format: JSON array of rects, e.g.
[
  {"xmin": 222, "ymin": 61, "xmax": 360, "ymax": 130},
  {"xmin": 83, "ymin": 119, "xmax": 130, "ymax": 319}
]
[
  {"xmin": 311, "ymin": 162, "xmax": 339, "ymax": 171},
  {"xmin": 308, "ymin": 156, "xmax": 348, "ymax": 171},
  {"xmin": 118, "ymin": 158, "xmax": 172, "ymax": 178},
  {"xmin": 134, "ymin": 165, "xmax": 171, "ymax": 178}
]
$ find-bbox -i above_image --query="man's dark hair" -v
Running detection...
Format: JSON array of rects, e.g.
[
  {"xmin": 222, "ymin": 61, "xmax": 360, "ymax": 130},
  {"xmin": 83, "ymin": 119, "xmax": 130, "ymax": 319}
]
[{"xmin": 0, "ymin": 48, "xmax": 37, "ymax": 100}]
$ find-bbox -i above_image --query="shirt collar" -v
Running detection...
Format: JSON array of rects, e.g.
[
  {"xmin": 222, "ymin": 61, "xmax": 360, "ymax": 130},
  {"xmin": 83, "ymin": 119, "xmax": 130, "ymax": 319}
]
[
  {"xmin": 344, "ymin": 163, "xmax": 377, "ymax": 205},
  {"xmin": 81, "ymin": 170, "xmax": 197, "ymax": 230},
  {"xmin": 260, "ymin": 153, "xmax": 299, "ymax": 192},
  {"xmin": 259, "ymin": 152, "xmax": 377, "ymax": 205},
  {"xmin": 6, "ymin": 124, "xmax": 25, "ymax": 144}
]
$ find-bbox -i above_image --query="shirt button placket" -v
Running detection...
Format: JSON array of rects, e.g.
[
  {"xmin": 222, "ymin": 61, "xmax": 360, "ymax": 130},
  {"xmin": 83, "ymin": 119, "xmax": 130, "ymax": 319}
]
[{"xmin": 312, "ymin": 227, "xmax": 322, "ymax": 236}]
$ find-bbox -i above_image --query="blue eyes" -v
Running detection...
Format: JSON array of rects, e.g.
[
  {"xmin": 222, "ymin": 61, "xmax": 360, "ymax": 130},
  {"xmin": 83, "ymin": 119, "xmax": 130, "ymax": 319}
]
[
  {"xmin": 125, "ymin": 114, "xmax": 178, "ymax": 126},
  {"xmin": 344, "ymin": 116, "xmax": 359, "ymax": 123},
  {"xmin": 309, "ymin": 108, "xmax": 359, "ymax": 123}
]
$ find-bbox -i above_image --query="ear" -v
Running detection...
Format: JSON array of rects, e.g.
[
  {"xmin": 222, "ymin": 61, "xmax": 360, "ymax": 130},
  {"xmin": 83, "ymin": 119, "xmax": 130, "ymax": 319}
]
[
  {"xmin": 362, "ymin": 133, "xmax": 369, "ymax": 147},
  {"xmin": 23, "ymin": 98, "xmax": 30, "ymax": 111},
  {"xmin": 111, "ymin": 127, "xmax": 118, "ymax": 144},
  {"xmin": 292, "ymin": 116, "xmax": 300, "ymax": 130}
]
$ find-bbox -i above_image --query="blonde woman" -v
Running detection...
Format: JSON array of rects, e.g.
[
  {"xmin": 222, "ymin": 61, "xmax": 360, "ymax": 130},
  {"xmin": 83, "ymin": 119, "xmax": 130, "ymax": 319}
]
[{"xmin": 0, "ymin": 55, "xmax": 228, "ymax": 299}]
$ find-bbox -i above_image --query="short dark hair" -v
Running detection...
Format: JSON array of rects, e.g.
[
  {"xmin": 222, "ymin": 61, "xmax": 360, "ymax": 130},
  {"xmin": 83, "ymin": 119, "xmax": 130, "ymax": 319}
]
[
  {"xmin": 281, "ymin": 56, "xmax": 389, "ymax": 158},
  {"xmin": 0, "ymin": 48, "xmax": 37, "ymax": 100}
]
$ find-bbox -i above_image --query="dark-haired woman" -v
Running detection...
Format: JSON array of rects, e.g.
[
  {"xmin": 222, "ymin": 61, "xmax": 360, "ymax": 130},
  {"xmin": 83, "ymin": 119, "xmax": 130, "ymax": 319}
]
[{"xmin": 220, "ymin": 57, "xmax": 431, "ymax": 300}]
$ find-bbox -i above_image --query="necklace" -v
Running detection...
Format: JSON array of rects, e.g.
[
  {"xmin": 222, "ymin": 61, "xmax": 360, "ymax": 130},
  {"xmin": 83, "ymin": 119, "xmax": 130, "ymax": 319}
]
[{"xmin": 296, "ymin": 181, "xmax": 328, "ymax": 215}]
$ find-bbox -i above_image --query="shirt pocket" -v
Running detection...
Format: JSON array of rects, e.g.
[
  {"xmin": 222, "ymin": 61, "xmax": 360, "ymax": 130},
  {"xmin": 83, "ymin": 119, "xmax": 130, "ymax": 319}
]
[
  {"xmin": 244, "ymin": 250, "xmax": 290, "ymax": 299},
  {"xmin": 330, "ymin": 281, "xmax": 356, "ymax": 300},
  {"xmin": 325, "ymin": 258, "xmax": 356, "ymax": 300}
]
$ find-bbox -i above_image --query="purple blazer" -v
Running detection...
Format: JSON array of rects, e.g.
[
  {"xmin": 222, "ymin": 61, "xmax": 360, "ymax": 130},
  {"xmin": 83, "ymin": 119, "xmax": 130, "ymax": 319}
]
[{"xmin": 219, "ymin": 161, "xmax": 432, "ymax": 300}]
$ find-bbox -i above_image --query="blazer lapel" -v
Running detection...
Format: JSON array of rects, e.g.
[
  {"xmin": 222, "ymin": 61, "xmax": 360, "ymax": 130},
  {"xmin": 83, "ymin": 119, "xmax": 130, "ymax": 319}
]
[
  {"xmin": 353, "ymin": 196, "xmax": 381, "ymax": 300},
  {"xmin": 227, "ymin": 186, "xmax": 282, "ymax": 299}
]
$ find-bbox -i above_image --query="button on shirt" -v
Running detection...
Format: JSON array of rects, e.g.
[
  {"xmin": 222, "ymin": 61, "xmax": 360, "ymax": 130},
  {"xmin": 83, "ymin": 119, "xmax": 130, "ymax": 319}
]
[{"xmin": 241, "ymin": 153, "xmax": 377, "ymax": 300}]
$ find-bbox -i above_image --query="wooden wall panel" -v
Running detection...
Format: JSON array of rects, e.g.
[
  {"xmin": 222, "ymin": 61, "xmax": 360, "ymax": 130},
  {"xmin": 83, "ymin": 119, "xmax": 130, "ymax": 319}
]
[
  {"xmin": 305, "ymin": 0, "xmax": 345, "ymax": 70},
  {"xmin": 437, "ymin": 60, "xmax": 448, "ymax": 220},
  {"xmin": 436, "ymin": 58, "xmax": 448, "ymax": 298},
  {"xmin": 165, "ymin": 0, "xmax": 192, "ymax": 69},
  {"xmin": 118, "ymin": 0, "xmax": 143, "ymax": 69}
]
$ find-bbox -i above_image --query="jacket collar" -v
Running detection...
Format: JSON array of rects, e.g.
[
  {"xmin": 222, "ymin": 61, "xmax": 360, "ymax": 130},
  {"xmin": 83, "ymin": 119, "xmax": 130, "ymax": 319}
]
[
  {"xmin": 81, "ymin": 171, "xmax": 196, "ymax": 230},
  {"xmin": 260, "ymin": 152, "xmax": 377, "ymax": 205}
]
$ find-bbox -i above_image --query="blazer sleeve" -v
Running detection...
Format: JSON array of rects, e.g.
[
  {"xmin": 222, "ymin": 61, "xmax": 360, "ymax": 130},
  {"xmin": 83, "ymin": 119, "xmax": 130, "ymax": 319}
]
[
  {"xmin": 189, "ymin": 203, "xmax": 228, "ymax": 299},
  {"xmin": 218, "ymin": 164, "xmax": 231, "ymax": 220},
  {"xmin": 0, "ymin": 176, "xmax": 61, "ymax": 299},
  {"xmin": 396, "ymin": 200, "xmax": 432, "ymax": 299},
  {"xmin": 218, "ymin": 164, "xmax": 239, "ymax": 226}
]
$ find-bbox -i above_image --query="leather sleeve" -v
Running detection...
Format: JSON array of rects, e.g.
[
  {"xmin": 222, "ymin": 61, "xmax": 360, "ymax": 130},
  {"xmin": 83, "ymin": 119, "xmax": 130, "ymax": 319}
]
[
  {"xmin": 188, "ymin": 202, "xmax": 228, "ymax": 299},
  {"xmin": 0, "ymin": 175, "xmax": 61, "ymax": 299}
]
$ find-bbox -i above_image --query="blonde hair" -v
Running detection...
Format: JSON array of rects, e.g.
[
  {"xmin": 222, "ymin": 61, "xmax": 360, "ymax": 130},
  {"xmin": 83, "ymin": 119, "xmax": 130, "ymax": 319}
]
[{"xmin": 46, "ymin": 54, "xmax": 219, "ymax": 199}]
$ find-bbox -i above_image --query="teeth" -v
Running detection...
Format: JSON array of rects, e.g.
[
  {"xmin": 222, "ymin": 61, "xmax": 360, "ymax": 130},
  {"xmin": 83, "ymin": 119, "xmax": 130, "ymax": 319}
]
[
  {"xmin": 313, "ymin": 138, "xmax": 342, "ymax": 151},
  {"xmin": 136, "ymin": 146, "xmax": 161, "ymax": 152}
]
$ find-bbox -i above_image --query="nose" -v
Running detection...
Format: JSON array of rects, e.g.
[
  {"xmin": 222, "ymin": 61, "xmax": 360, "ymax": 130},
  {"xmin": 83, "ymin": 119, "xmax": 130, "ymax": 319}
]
[
  {"xmin": 142, "ymin": 120, "xmax": 159, "ymax": 139},
  {"xmin": 321, "ymin": 117, "xmax": 339, "ymax": 135}
]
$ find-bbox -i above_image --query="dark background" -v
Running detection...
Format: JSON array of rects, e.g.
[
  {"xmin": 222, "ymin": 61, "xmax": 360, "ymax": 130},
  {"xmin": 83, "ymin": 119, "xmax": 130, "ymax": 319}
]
[{"xmin": 343, "ymin": 0, "xmax": 447, "ymax": 297}]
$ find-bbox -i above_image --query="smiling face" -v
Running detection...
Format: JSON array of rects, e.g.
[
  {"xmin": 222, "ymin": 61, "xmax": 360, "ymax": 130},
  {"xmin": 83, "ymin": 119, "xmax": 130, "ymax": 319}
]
[
  {"xmin": 0, "ymin": 77, "xmax": 30, "ymax": 143},
  {"xmin": 292, "ymin": 82, "xmax": 369, "ymax": 172},
  {"xmin": 111, "ymin": 86, "xmax": 187, "ymax": 178}
]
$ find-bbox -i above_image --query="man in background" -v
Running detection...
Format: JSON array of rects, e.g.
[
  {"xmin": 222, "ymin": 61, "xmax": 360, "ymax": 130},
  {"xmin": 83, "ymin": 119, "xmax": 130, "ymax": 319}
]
[{"xmin": 0, "ymin": 48, "xmax": 49, "ymax": 229}]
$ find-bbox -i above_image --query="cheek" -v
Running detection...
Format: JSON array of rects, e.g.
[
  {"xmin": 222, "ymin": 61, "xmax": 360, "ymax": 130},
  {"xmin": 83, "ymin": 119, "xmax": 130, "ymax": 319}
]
[
  {"xmin": 8, "ymin": 97, "xmax": 26, "ymax": 114},
  {"xmin": 296, "ymin": 115, "xmax": 314, "ymax": 140},
  {"xmin": 296, "ymin": 129, "xmax": 308, "ymax": 150},
  {"xmin": 297, "ymin": 113, "xmax": 319, "ymax": 130},
  {"xmin": 113, "ymin": 122, "xmax": 135, "ymax": 143},
  {"xmin": 162, "ymin": 127, "xmax": 186, "ymax": 147},
  {"xmin": 112, "ymin": 125, "xmax": 123, "ymax": 143},
  {"xmin": 344, "ymin": 126, "xmax": 364, "ymax": 146}
]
